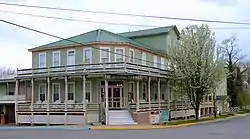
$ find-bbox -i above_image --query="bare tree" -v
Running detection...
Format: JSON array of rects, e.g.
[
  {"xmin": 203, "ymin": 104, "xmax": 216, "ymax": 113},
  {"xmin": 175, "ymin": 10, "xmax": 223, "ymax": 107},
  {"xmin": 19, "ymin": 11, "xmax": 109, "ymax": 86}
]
[
  {"xmin": 0, "ymin": 67, "xmax": 16, "ymax": 79},
  {"xmin": 220, "ymin": 35, "xmax": 249, "ymax": 107}
]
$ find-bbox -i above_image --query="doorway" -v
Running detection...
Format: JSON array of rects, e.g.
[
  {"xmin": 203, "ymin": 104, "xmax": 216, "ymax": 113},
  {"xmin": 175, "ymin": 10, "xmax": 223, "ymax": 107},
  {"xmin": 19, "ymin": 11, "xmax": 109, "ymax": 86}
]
[{"xmin": 100, "ymin": 81, "xmax": 125, "ymax": 109}]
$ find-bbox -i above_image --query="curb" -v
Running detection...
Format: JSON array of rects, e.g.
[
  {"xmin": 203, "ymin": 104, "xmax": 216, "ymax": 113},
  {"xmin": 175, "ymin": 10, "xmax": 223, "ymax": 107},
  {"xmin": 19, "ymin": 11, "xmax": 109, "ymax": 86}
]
[
  {"xmin": 91, "ymin": 123, "xmax": 196, "ymax": 130},
  {"xmin": 91, "ymin": 114, "xmax": 250, "ymax": 130}
]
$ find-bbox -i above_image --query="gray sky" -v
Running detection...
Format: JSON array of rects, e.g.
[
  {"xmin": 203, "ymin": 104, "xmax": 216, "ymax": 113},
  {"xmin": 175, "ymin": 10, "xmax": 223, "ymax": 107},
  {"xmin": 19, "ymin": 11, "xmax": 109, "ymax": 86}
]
[{"xmin": 0, "ymin": 0, "xmax": 249, "ymax": 69}]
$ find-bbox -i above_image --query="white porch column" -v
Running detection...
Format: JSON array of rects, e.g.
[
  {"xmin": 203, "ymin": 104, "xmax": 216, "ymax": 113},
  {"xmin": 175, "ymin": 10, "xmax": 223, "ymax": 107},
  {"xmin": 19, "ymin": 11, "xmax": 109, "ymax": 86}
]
[
  {"xmin": 83, "ymin": 75, "xmax": 87, "ymax": 125},
  {"xmin": 64, "ymin": 76, "xmax": 68, "ymax": 125},
  {"xmin": 105, "ymin": 79, "xmax": 109, "ymax": 125},
  {"xmin": 47, "ymin": 77, "xmax": 50, "ymax": 125},
  {"xmin": 158, "ymin": 78, "xmax": 161, "ymax": 109},
  {"xmin": 148, "ymin": 77, "xmax": 151, "ymax": 110},
  {"xmin": 136, "ymin": 80, "xmax": 140, "ymax": 111},
  {"xmin": 14, "ymin": 79, "xmax": 19, "ymax": 125},
  {"xmin": 31, "ymin": 78, "xmax": 34, "ymax": 125}
]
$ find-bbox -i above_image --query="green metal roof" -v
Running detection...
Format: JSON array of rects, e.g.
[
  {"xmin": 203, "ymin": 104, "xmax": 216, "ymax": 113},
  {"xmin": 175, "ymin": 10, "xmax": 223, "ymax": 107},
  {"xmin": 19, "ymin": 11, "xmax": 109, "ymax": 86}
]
[
  {"xmin": 28, "ymin": 29, "xmax": 164, "ymax": 54},
  {"xmin": 118, "ymin": 25, "xmax": 179, "ymax": 38}
]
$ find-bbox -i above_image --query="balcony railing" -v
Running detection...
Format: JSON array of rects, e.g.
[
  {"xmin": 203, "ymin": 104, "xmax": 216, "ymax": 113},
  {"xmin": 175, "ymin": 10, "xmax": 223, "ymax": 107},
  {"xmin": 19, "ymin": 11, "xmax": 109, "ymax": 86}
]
[
  {"xmin": 0, "ymin": 95, "xmax": 25, "ymax": 101},
  {"xmin": 0, "ymin": 74, "xmax": 16, "ymax": 80},
  {"xmin": 16, "ymin": 61, "xmax": 171, "ymax": 78}
]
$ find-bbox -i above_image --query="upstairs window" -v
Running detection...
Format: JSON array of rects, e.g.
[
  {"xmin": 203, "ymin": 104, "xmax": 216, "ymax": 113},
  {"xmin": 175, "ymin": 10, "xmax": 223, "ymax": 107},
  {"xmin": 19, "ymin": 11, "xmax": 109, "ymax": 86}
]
[
  {"xmin": 129, "ymin": 48, "xmax": 135, "ymax": 63},
  {"xmin": 115, "ymin": 48, "xmax": 125, "ymax": 62},
  {"xmin": 39, "ymin": 52, "xmax": 46, "ymax": 68},
  {"xmin": 161, "ymin": 57, "xmax": 165, "ymax": 69},
  {"xmin": 52, "ymin": 51, "xmax": 60, "ymax": 67},
  {"xmin": 83, "ymin": 48, "xmax": 92, "ymax": 66},
  {"xmin": 153, "ymin": 55, "xmax": 157, "ymax": 68},
  {"xmin": 167, "ymin": 36, "xmax": 171, "ymax": 48},
  {"xmin": 100, "ymin": 47, "xmax": 110, "ymax": 63},
  {"xmin": 141, "ymin": 52, "xmax": 146, "ymax": 65}
]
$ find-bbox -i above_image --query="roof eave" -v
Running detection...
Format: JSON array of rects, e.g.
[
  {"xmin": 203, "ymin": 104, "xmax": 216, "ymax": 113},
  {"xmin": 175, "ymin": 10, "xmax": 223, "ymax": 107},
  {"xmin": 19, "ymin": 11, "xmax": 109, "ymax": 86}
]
[{"xmin": 127, "ymin": 32, "xmax": 170, "ymax": 39}]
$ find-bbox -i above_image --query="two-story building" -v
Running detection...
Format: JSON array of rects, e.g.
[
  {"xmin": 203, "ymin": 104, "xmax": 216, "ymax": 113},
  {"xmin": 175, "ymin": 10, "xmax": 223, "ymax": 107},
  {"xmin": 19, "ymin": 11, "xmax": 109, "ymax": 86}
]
[{"xmin": 0, "ymin": 25, "xmax": 217, "ymax": 125}]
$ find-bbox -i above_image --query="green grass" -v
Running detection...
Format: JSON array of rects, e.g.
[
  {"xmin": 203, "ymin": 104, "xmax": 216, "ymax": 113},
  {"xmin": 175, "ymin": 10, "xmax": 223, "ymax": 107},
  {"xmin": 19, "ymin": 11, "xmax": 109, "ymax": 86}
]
[
  {"xmin": 237, "ymin": 109, "xmax": 250, "ymax": 114},
  {"xmin": 167, "ymin": 114, "xmax": 233, "ymax": 126},
  {"xmin": 166, "ymin": 109, "xmax": 250, "ymax": 126}
]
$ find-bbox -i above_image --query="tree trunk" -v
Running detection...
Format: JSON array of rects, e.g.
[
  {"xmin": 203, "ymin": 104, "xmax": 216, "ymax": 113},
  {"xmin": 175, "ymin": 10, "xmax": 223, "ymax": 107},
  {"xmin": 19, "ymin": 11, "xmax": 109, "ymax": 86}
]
[
  {"xmin": 213, "ymin": 92, "xmax": 217, "ymax": 118},
  {"xmin": 195, "ymin": 107, "xmax": 199, "ymax": 120}
]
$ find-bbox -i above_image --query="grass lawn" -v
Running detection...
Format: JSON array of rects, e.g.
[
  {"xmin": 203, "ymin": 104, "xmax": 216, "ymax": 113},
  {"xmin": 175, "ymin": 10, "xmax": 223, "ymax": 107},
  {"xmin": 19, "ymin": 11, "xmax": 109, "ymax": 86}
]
[
  {"xmin": 166, "ymin": 109, "xmax": 250, "ymax": 126},
  {"xmin": 167, "ymin": 114, "xmax": 233, "ymax": 126},
  {"xmin": 237, "ymin": 109, "xmax": 250, "ymax": 114}
]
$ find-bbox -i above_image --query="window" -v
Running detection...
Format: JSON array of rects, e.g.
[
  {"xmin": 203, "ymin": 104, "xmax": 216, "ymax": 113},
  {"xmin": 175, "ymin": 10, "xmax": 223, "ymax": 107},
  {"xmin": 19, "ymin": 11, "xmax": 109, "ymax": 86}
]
[
  {"xmin": 115, "ymin": 48, "xmax": 125, "ymax": 62},
  {"xmin": 52, "ymin": 51, "xmax": 60, "ymax": 67},
  {"xmin": 141, "ymin": 52, "xmax": 146, "ymax": 65},
  {"xmin": 52, "ymin": 83, "xmax": 60, "ymax": 102},
  {"xmin": 67, "ymin": 50, "xmax": 75, "ymax": 71},
  {"xmin": 129, "ymin": 49, "xmax": 135, "ymax": 63},
  {"xmin": 142, "ymin": 83, "xmax": 146, "ymax": 100},
  {"xmin": 39, "ymin": 84, "xmax": 46, "ymax": 101},
  {"xmin": 161, "ymin": 85, "xmax": 165, "ymax": 100},
  {"xmin": 153, "ymin": 55, "xmax": 157, "ymax": 68},
  {"xmin": 161, "ymin": 94, "xmax": 165, "ymax": 100},
  {"xmin": 83, "ymin": 48, "xmax": 92, "ymax": 66},
  {"xmin": 85, "ymin": 81, "xmax": 92, "ymax": 102},
  {"xmin": 115, "ymin": 48, "xmax": 125, "ymax": 67},
  {"xmin": 167, "ymin": 36, "xmax": 171, "ymax": 48},
  {"xmin": 154, "ymin": 84, "xmax": 157, "ymax": 100},
  {"xmin": 100, "ymin": 47, "xmax": 110, "ymax": 63},
  {"xmin": 129, "ymin": 82, "xmax": 134, "ymax": 100},
  {"xmin": 174, "ymin": 39, "xmax": 177, "ymax": 47},
  {"xmin": 7, "ymin": 83, "xmax": 15, "ymax": 95},
  {"xmin": 39, "ymin": 52, "xmax": 46, "ymax": 69},
  {"xmin": 161, "ymin": 57, "xmax": 165, "ymax": 69},
  {"xmin": 68, "ymin": 82, "xmax": 75, "ymax": 101}
]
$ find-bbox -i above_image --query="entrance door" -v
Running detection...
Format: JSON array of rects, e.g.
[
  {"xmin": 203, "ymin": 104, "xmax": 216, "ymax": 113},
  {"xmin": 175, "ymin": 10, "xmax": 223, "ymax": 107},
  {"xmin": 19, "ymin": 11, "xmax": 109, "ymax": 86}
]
[{"xmin": 101, "ymin": 87, "xmax": 124, "ymax": 109}]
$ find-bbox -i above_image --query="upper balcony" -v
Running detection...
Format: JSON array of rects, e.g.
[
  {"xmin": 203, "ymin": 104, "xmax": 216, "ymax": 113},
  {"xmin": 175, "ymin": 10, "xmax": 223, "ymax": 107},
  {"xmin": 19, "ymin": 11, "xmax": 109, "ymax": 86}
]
[{"xmin": 16, "ymin": 61, "xmax": 171, "ymax": 79}]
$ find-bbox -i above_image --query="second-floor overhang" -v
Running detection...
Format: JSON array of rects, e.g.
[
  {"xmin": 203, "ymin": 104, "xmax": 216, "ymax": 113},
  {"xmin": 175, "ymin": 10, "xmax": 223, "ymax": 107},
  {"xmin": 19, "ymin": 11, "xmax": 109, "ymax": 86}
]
[{"xmin": 15, "ymin": 61, "xmax": 172, "ymax": 80}]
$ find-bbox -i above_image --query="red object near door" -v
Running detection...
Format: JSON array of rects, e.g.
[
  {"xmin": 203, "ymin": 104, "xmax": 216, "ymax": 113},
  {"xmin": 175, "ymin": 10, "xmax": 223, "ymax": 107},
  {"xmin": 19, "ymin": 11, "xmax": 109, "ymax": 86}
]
[{"xmin": 1, "ymin": 114, "xmax": 6, "ymax": 125}]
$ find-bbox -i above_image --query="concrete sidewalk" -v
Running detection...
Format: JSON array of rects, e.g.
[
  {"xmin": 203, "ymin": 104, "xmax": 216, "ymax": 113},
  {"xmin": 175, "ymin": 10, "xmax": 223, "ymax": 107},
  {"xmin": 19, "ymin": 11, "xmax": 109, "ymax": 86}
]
[{"xmin": 0, "ymin": 125, "xmax": 91, "ymax": 131}]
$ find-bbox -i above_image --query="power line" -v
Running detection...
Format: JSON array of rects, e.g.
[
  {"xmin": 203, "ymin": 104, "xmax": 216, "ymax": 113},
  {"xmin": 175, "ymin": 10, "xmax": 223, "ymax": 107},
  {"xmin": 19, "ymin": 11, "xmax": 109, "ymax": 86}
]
[
  {"xmin": 1, "ymin": 2, "xmax": 250, "ymax": 26},
  {"xmin": 0, "ymin": 10, "xmax": 158, "ymax": 28},
  {"xmin": 0, "ymin": 19, "xmax": 164, "ymax": 66},
  {"xmin": 1, "ymin": 10, "xmax": 250, "ymax": 30}
]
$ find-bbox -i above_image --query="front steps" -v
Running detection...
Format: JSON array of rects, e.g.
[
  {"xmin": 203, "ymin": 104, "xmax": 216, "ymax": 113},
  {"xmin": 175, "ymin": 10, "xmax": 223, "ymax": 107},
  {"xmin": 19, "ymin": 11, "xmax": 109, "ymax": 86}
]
[{"xmin": 108, "ymin": 110, "xmax": 137, "ymax": 125}]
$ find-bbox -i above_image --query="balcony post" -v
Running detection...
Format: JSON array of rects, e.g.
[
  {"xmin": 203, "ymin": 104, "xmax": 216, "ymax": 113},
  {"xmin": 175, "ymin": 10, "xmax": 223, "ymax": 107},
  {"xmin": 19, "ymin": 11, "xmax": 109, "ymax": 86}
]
[
  {"xmin": 158, "ymin": 78, "xmax": 161, "ymax": 109},
  {"xmin": 105, "ymin": 79, "xmax": 108, "ymax": 125},
  {"xmin": 47, "ymin": 77, "xmax": 50, "ymax": 125},
  {"xmin": 148, "ymin": 77, "xmax": 151, "ymax": 110},
  {"xmin": 14, "ymin": 79, "xmax": 19, "ymax": 126},
  {"xmin": 64, "ymin": 76, "xmax": 68, "ymax": 125},
  {"xmin": 31, "ymin": 78, "xmax": 34, "ymax": 125},
  {"xmin": 83, "ymin": 75, "xmax": 87, "ymax": 125},
  {"xmin": 136, "ymin": 80, "xmax": 140, "ymax": 111}
]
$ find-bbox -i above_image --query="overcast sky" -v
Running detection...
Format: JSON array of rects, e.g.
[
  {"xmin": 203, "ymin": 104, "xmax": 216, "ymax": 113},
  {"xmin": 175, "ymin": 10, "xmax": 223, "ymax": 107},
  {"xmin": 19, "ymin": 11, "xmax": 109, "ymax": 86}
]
[{"xmin": 0, "ymin": 0, "xmax": 249, "ymax": 69}]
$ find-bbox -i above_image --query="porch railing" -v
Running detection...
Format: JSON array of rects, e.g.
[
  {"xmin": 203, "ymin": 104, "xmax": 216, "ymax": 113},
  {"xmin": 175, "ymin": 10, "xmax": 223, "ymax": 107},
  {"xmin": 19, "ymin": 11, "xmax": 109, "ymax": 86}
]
[{"xmin": 17, "ymin": 102, "xmax": 98, "ymax": 112}]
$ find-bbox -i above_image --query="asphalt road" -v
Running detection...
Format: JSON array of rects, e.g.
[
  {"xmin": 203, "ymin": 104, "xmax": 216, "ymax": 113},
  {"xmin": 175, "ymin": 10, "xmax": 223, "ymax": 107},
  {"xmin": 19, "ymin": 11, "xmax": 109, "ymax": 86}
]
[{"xmin": 1, "ymin": 116, "xmax": 250, "ymax": 139}]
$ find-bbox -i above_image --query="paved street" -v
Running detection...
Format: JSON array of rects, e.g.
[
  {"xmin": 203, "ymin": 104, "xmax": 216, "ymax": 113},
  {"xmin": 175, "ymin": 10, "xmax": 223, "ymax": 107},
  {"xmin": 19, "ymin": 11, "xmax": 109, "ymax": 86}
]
[{"xmin": 0, "ymin": 116, "xmax": 250, "ymax": 139}]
